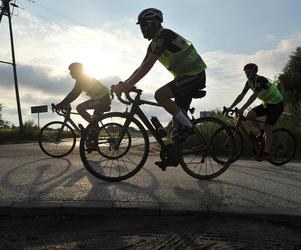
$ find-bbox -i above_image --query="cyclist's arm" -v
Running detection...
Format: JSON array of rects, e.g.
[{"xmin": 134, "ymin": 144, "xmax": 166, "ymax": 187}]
[
  {"xmin": 57, "ymin": 85, "xmax": 82, "ymax": 107},
  {"xmin": 229, "ymin": 84, "xmax": 249, "ymax": 109},
  {"xmin": 240, "ymin": 92, "xmax": 257, "ymax": 110}
]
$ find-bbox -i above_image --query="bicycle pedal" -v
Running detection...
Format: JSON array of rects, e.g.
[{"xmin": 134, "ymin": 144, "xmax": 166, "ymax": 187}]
[{"xmin": 155, "ymin": 161, "xmax": 167, "ymax": 171}]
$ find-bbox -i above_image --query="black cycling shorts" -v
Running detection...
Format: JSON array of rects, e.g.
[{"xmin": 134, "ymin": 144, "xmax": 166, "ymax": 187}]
[
  {"xmin": 252, "ymin": 101, "xmax": 284, "ymax": 126},
  {"xmin": 167, "ymin": 71, "xmax": 206, "ymax": 111},
  {"xmin": 78, "ymin": 94, "xmax": 111, "ymax": 115}
]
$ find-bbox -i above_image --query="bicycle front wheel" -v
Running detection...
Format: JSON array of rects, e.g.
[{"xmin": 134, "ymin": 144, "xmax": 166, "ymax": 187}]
[
  {"xmin": 180, "ymin": 117, "xmax": 235, "ymax": 180},
  {"xmin": 80, "ymin": 112, "xmax": 150, "ymax": 182},
  {"xmin": 211, "ymin": 125, "xmax": 244, "ymax": 164},
  {"xmin": 38, "ymin": 121, "xmax": 76, "ymax": 158},
  {"xmin": 268, "ymin": 128, "xmax": 296, "ymax": 166}
]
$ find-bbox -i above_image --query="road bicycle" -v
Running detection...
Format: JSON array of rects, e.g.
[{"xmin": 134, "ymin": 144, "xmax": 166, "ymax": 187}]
[
  {"xmin": 221, "ymin": 107, "xmax": 297, "ymax": 165},
  {"xmin": 38, "ymin": 103, "xmax": 85, "ymax": 158},
  {"xmin": 79, "ymin": 88, "xmax": 235, "ymax": 182}
]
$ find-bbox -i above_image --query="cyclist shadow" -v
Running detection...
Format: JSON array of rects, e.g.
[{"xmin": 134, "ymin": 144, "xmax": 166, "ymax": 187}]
[
  {"xmin": 0, "ymin": 157, "xmax": 73, "ymax": 197},
  {"xmin": 0, "ymin": 154, "xmax": 166, "ymax": 203},
  {"xmin": 172, "ymin": 161, "xmax": 301, "ymax": 208},
  {"xmin": 84, "ymin": 160, "xmax": 163, "ymax": 203}
]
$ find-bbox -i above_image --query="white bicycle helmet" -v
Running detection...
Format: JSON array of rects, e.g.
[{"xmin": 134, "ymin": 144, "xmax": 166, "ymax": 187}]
[{"xmin": 136, "ymin": 8, "xmax": 163, "ymax": 24}]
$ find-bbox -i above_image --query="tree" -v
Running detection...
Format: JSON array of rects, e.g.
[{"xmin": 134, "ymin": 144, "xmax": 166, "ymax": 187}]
[
  {"xmin": 278, "ymin": 47, "xmax": 301, "ymax": 107},
  {"xmin": 0, "ymin": 104, "xmax": 9, "ymax": 128}
]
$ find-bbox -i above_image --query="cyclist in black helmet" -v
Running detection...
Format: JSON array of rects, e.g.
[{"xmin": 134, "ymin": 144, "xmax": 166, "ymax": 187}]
[
  {"xmin": 112, "ymin": 8, "xmax": 207, "ymax": 142},
  {"xmin": 56, "ymin": 62, "xmax": 111, "ymax": 124},
  {"xmin": 227, "ymin": 63, "xmax": 284, "ymax": 161}
]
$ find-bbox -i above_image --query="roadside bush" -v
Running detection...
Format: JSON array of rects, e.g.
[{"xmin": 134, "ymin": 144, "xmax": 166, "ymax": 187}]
[{"xmin": 0, "ymin": 120, "xmax": 40, "ymax": 144}]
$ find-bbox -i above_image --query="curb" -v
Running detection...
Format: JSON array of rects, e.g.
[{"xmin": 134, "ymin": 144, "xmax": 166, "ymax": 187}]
[{"xmin": 1, "ymin": 201, "xmax": 301, "ymax": 226}]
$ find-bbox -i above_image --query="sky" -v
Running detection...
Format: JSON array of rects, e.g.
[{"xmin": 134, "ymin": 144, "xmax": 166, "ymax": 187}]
[{"xmin": 0, "ymin": 0, "xmax": 301, "ymax": 127}]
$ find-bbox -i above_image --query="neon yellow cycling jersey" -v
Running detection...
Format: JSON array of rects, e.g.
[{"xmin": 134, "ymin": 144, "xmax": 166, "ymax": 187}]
[
  {"xmin": 150, "ymin": 28, "xmax": 207, "ymax": 78},
  {"xmin": 247, "ymin": 75, "xmax": 283, "ymax": 106},
  {"xmin": 75, "ymin": 76, "xmax": 109, "ymax": 100}
]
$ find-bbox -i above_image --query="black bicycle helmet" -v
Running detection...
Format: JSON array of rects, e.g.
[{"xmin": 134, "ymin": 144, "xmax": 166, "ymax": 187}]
[
  {"xmin": 243, "ymin": 63, "xmax": 258, "ymax": 72},
  {"xmin": 136, "ymin": 8, "xmax": 163, "ymax": 24}
]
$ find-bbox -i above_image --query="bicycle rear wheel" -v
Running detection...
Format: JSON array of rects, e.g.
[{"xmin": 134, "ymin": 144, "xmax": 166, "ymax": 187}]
[
  {"xmin": 268, "ymin": 128, "xmax": 296, "ymax": 166},
  {"xmin": 80, "ymin": 112, "xmax": 150, "ymax": 182},
  {"xmin": 180, "ymin": 117, "xmax": 235, "ymax": 180},
  {"xmin": 38, "ymin": 121, "xmax": 76, "ymax": 158}
]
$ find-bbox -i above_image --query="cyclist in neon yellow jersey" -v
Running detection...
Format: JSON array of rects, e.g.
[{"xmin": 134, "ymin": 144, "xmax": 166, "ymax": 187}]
[
  {"xmin": 112, "ymin": 8, "xmax": 207, "ymax": 140},
  {"xmin": 227, "ymin": 63, "xmax": 284, "ymax": 161},
  {"xmin": 56, "ymin": 62, "xmax": 111, "ymax": 124}
]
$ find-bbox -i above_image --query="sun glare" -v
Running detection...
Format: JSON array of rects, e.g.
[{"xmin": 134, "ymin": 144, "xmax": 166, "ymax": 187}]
[
  {"xmin": 70, "ymin": 47, "xmax": 115, "ymax": 79},
  {"xmin": 83, "ymin": 62, "xmax": 103, "ymax": 79}
]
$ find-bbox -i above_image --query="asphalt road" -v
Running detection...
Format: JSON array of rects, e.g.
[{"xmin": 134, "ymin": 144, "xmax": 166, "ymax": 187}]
[
  {"xmin": 1, "ymin": 143, "xmax": 301, "ymax": 249},
  {"xmin": 0, "ymin": 142, "xmax": 301, "ymax": 215}
]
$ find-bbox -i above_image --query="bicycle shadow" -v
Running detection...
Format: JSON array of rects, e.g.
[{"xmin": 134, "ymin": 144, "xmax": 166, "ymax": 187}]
[
  {"xmin": 0, "ymin": 155, "xmax": 163, "ymax": 204},
  {"xmin": 173, "ymin": 175, "xmax": 301, "ymax": 210}
]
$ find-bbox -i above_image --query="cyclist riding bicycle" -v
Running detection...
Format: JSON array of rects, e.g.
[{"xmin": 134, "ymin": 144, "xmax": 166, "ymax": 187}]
[
  {"xmin": 226, "ymin": 63, "xmax": 284, "ymax": 161},
  {"xmin": 112, "ymin": 8, "xmax": 207, "ymax": 141},
  {"xmin": 55, "ymin": 62, "xmax": 111, "ymax": 146}
]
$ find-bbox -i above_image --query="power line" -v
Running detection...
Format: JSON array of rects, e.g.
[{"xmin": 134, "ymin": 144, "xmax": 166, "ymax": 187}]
[
  {"xmin": 0, "ymin": 0, "xmax": 23, "ymax": 129},
  {"xmin": 16, "ymin": 0, "xmax": 143, "ymax": 66},
  {"xmin": 9, "ymin": 0, "xmax": 184, "ymax": 86},
  {"xmin": 19, "ymin": 0, "xmax": 132, "ymax": 50}
]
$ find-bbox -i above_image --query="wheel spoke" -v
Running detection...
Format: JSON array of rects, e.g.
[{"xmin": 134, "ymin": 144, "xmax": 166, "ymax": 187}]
[
  {"xmin": 80, "ymin": 113, "xmax": 149, "ymax": 182},
  {"xmin": 38, "ymin": 121, "xmax": 76, "ymax": 158},
  {"xmin": 180, "ymin": 117, "xmax": 235, "ymax": 180}
]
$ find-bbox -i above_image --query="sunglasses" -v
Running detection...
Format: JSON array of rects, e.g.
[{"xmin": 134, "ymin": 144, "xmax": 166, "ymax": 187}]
[{"xmin": 139, "ymin": 21, "xmax": 153, "ymax": 28}]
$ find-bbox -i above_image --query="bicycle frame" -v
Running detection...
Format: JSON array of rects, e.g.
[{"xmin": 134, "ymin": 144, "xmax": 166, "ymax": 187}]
[
  {"xmin": 61, "ymin": 112, "xmax": 81, "ymax": 132},
  {"xmin": 51, "ymin": 104, "xmax": 82, "ymax": 135},
  {"xmin": 232, "ymin": 113, "xmax": 265, "ymax": 153},
  {"xmin": 110, "ymin": 90, "xmax": 168, "ymax": 149}
]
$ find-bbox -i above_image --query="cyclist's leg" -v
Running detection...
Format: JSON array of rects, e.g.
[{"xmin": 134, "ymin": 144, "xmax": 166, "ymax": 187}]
[
  {"xmin": 173, "ymin": 72, "xmax": 206, "ymax": 135},
  {"xmin": 77, "ymin": 95, "xmax": 111, "ymax": 123},
  {"xmin": 246, "ymin": 104, "xmax": 266, "ymax": 132},
  {"xmin": 92, "ymin": 94, "xmax": 111, "ymax": 121},
  {"xmin": 86, "ymin": 95, "xmax": 111, "ymax": 146},
  {"xmin": 154, "ymin": 84, "xmax": 192, "ymax": 132},
  {"xmin": 264, "ymin": 101, "xmax": 284, "ymax": 154},
  {"xmin": 155, "ymin": 71, "xmax": 206, "ymax": 130},
  {"xmin": 76, "ymin": 99, "xmax": 95, "ymax": 123}
]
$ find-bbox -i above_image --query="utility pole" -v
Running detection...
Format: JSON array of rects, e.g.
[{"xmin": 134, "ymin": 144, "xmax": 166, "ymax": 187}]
[{"xmin": 0, "ymin": 0, "xmax": 23, "ymax": 130}]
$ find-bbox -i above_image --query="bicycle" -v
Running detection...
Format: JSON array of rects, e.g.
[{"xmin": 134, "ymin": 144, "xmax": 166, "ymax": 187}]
[
  {"xmin": 221, "ymin": 107, "xmax": 297, "ymax": 165},
  {"xmin": 38, "ymin": 103, "xmax": 85, "ymax": 158},
  {"xmin": 79, "ymin": 87, "xmax": 235, "ymax": 182}
]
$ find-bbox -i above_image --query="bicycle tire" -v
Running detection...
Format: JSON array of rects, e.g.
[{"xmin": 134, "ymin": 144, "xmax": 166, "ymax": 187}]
[
  {"xmin": 180, "ymin": 117, "xmax": 235, "ymax": 180},
  {"xmin": 211, "ymin": 126, "xmax": 244, "ymax": 164},
  {"xmin": 38, "ymin": 121, "xmax": 76, "ymax": 158},
  {"xmin": 96, "ymin": 122, "xmax": 132, "ymax": 159},
  {"xmin": 80, "ymin": 112, "xmax": 150, "ymax": 182},
  {"xmin": 268, "ymin": 128, "xmax": 296, "ymax": 166},
  {"xmin": 230, "ymin": 127, "xmax": 244, "ymax": 163}
]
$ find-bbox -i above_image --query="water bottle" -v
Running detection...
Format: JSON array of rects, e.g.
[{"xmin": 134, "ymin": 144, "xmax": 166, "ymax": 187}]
[{"xmin": 151, "ymin": 116, "xmax": 167, "ymax": 138}]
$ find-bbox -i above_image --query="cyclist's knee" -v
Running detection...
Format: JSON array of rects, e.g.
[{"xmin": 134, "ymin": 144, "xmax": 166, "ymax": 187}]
[
  {"xmin": 76, "ymin": 105, "xmax": 81, "ymax": 113},
  {"xmin": 154, "ymin": 89, "xmax": 163, "ymax": 103},
  {"xmin": 155, "ymin": 87, "xmax": 172, "ymax": 102},
  {"xmin": 76, "ymin": 104, "xmax": 86, "ymax": 113}
]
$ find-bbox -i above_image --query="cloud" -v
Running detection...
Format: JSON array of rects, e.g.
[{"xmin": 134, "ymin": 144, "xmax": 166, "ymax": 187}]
[
  {"xmin": 1, "ymin": 9, "xmax": 301, "ymax": 126},
  {"xmin": 0, "ymin": 64, "xmax": 71, "ymax": 94}
]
